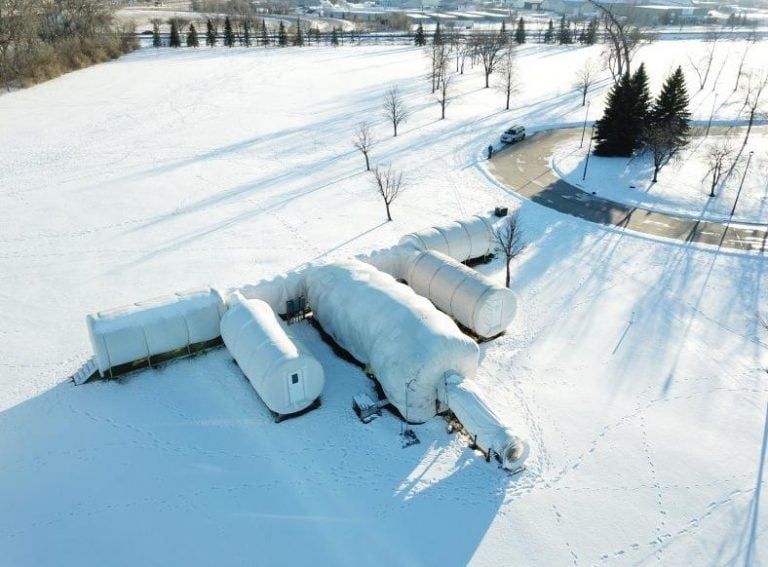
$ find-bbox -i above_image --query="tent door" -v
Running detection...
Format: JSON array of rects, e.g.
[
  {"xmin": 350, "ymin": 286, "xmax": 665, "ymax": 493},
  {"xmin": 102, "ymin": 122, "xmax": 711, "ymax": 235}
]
[{"xmin": 288, "ymin": 369, "xmax": 306, "ymax": 406}]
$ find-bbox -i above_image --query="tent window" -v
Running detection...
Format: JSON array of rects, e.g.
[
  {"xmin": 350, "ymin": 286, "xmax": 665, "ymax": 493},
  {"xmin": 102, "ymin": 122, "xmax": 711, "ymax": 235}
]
[{"xmin": 291, "ymin": 373, "xmax": 299, "ymax": 384}]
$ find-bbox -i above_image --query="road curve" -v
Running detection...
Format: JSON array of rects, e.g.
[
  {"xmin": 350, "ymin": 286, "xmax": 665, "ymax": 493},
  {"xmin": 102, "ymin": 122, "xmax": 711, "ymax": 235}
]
[{"xmin": 487, "ymin": 128, "xmax": 768, "ymax": 253}]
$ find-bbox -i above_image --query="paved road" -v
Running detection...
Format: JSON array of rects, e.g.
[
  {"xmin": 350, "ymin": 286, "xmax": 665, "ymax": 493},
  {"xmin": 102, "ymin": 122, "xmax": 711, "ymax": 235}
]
[{"xmin": 487, "ymin": 128, "xmax": 768, "ymax": 253}]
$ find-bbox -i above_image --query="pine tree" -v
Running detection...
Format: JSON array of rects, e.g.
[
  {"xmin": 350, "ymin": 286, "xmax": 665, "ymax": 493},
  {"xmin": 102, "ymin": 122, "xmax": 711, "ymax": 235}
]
[
  {"xmin": 187, "ymin": 23, "xmax": 199, "ymax": 47},
  {"xmin": 515, "ymin": 17, "xmax": 526, "ymax": 44},
  {"xmin": 627, "ymin": 63, "xmax": 651, "ymax": 152},
  {"xmin": 650, "ymin": 66, "xmax": 690, "ymax": 148},
  {"xmin": 433, "ymin": 21, "xmax": 442, "ymax": 45},
  {"xmin": 224, "ymin": 17, "xmax": 235, "ymax": 47},
  {"xmin": 543, "ymin": 19, "xmax": 554, "ymax": 43},
  {"xmin": 593, "ymin": 73, "xmax": 633, "ymax": 156},
  {"xmin": 331, "ymin": 26, "xmax": 339, "ymax": 46},
  {"xmin": 169, "ymin": 21, "xmax": 181, "ymax": 47},
  {"xmin": 152, "ymin": 21, "xmax": 161, "ymax": 48},
  {"xmin": 206, "ymin": 19, "xmax": 216, "ymax": 47},
  {"xmin": 414, "ymin": 23, "xmax": 426, "ymax": 46},
  {"xmin": 585, "ymin": 18, "xmax": 598, "ymax": 45},
  {"xmin": 277, "ymin": 21, "xmax": 288, "ymax": 46},
  {"xmin": 557, "ymin": 16, "xmax": 572, "ymax": 44},
  {"xmin": 293, "ymin": 19, "xmax": 304, "ymax": 46},
  {"xmin": 500, "ymin": 20, "xmax": 508, "ymax": 45},
  {"xmin": 242, "ymin": 20, "xmax": 251, "ymax": 47},
  {"xmin": 260, "ymin": 19, "xmax": 269, "ymax": 47}
]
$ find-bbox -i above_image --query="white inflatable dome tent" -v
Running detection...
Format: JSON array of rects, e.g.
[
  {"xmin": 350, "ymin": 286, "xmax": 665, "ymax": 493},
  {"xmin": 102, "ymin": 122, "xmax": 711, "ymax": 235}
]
[
  {"xmin": 221, "ymin": 294, "xmax": 324, "ymax": 420},
  {"xmin": 399, "ymin": 214, "xmax": 496, "ymax": 263},
  {"xmin": 305, "ymin": 259, "xmax": 479, "ymax": 424},
  {"xmin": 87, "ymin": 287, "xmax": 226, "ymax": 378},
  {"xmin": 402, "ymin": 249, "xmax": 516, "ymax": 339}
]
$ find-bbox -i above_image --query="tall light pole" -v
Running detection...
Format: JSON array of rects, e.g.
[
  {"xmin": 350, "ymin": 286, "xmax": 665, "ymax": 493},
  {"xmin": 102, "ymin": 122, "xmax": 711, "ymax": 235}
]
[
  {"xmin": 582, "ymin": 126, "xmax": 594, "ymax": 181},
  {"xmin": 731, "ymin": 150, "xmax": 754, "ymax": 218},
  {"xmin": 580, "ymin": 99, "xmax": 591, "ymax": 148},
  {"xmin": 706, "ymin": 93, "xmax": 718, "ymax": 137}
]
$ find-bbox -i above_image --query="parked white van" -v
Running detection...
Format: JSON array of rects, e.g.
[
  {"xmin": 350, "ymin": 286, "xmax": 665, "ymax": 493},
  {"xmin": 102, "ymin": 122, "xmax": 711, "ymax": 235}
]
[{"xmin": 500, "ymin": 125, "xmax": 526, "ymax": 144}]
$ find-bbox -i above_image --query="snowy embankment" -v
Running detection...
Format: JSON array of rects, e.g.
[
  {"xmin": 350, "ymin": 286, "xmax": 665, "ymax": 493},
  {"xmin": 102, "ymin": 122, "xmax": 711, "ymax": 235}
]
[
  {"xmin": 1, "ymin": 40, "xmax": 767, "ymax": 566},
  {"xmin": 552, "ymin": 130, "xmax": 768, "ymax": 225}
]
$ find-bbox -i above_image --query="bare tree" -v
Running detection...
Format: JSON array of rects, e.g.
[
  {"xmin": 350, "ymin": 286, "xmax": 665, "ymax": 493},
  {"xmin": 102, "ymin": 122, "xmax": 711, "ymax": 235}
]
[
  {"xmin": 371, "ymin": 165, "xmax": 405, "ymax": 222},
  {"xmin": 574, "ymin": 58, "xmax": 597, "ymax": 106},
  {"xmin": 495, "ymin": 47, "xmax": 518, "ymax": 111},
  {"xmin": 382, "ymin": 85, "xmax": 409, "ymax": 137},
  {"xmin": 476, "ymin": 30, "xmax": 505, "ymax": 88},
  {"xmin": 734, "ymin": 31, "xmax": 757, "ymax": 93},
  {"xmin": 741, "ymin": 69, "xmax": 768, "ymax": 145},
  {"xmin": 437, "ymin": 72, "xmax": 454, "ymax": 119},
  {"xmin": 494, "ymin": 213, "xmax": 525, "ymax": 288},
  {"xmin": 428, "ymin": 41, "xmax": 449, "ymax": 94},
  {"xmin": 588, "ymin": 0, "xmax": 645, "ymax": 83},
  {"xmin": 704, "ymin": 139, "xmax": 734, "ymax": 197},
  {"xmin": 352, "ymin": 122, "xmax": 375, "ymax": 171},
  {"xmin": 688, "ymin": 29, "xmax": 720, "ymax": 92}
]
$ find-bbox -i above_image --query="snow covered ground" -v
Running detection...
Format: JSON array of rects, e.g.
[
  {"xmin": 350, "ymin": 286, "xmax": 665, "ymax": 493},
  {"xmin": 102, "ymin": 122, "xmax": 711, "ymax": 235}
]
[
  {"xmin": 1, "ymin": 40, "xmax": 768, "ymax": 565},
  {"xmin": 552, "ymin": 131, "xmax": 768, "ymax": 225}
]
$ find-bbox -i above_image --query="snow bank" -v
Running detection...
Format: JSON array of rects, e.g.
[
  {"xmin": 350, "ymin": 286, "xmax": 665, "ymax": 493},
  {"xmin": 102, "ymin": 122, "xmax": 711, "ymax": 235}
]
[
  {"xmin": 220, "ymin": 293, "xmax": 324, "ymax": 416},
  {"xmin": 440, "ymin": 374, "xmax": 528, "ymax": 471},
  {"xmin": 87, "ymin": 287, "xmax": 226, "ymax": 377},
  {"xmin": 305, "ymin": 259, "xmax": 479, "ymax": 423},
  {"xmin": 403, "ymin": 248, "xmax": 517, "ymax": 338},
  {"xmin": 399, "ymin": 213, "xmax": 496, "ymax": 262}
]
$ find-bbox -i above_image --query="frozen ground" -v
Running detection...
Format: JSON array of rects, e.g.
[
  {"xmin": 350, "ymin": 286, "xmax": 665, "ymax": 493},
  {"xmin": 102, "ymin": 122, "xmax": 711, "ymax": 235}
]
[
  {"xmin": 1, "ymin": 40, "xmax": 767, "ymax": 565},
  {"xmin": 552, "ymin": 132, "xmax": 768, "ymax": 225}
]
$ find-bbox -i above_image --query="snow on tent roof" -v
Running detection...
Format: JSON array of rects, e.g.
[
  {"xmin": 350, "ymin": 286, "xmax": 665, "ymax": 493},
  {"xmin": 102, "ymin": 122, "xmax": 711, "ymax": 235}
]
[{"xmin": 305, "ymin": 259, "xmax": 478, "ymax": 424}]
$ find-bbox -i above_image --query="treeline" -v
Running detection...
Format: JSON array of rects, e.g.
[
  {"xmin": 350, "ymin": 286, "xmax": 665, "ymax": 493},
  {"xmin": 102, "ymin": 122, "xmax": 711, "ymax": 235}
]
[{"xmin": 0, "ymin": 0, "xmax": 137, "ymax": 90}]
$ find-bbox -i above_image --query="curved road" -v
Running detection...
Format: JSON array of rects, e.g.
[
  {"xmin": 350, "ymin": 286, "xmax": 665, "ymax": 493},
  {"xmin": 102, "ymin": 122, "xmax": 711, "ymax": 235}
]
[{"xmin": 487, "ymin": 128, "xmax": 768, "ymax": 253}]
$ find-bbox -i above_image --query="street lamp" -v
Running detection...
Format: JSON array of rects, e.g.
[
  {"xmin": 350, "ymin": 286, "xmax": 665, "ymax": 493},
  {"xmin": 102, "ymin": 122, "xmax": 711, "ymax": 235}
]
[
  {"xmin": 705, "ymin": 93, "xmax": 718, "ymax": 137},
  {"xmin": 582, "ymin": 126, "xmax": 594, "ymax": 181},
  {"xmin": 580, "ymin": 99, "xmax": 591, "ymax": 148},
  {"xmin": 731, "ymin": 150, "xmax": 754, "ymax": 218}
]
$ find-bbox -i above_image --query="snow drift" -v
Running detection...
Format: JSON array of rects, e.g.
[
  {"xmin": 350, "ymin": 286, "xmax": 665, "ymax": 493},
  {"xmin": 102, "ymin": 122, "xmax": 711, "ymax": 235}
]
[
  {"xmin": 399, "ymin": 213, "xmax": 496, "ymax": 262},
  {"xmin": 86, "ymin": 287, "xmax": 226, "ymax": 377},
  {"xmin": 305, "ymin": 259, "xmax": 479, "ymax": 423},
  {"xmin": 220, "ymin": 293, "xmax": 324, "ymax": 417},
  {"xmin": 402, "ymin": 248, "xmax": 516, "ymax": 338}
]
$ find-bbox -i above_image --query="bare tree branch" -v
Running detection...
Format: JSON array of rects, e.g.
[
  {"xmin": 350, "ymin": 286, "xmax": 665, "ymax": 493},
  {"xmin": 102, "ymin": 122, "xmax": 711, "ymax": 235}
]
[
  {"xmin": 371, "ymin": 164, "xmax": 405, "ymax": 222},
  {"xmin": 494, "ymin": 213, "xmax": 525, "ymax": 288},
  {"xmin": 382, "ymin": 85, "xmax": 409, "ymax": 137},
  {"xmin": 352, "ymin": 121, "xmax": 375, "ymax": 171}
]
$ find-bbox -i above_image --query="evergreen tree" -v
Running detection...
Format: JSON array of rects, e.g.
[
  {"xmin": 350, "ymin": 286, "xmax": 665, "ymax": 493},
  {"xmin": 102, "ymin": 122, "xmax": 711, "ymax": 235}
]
[
  {"xmin": 293, "ymin": 19, "xmax": 304, "ymax": 46},
  {"xmin": 169, "ymin": 20, "xmax": 181, "ymax": 47},
  {"xmin": 278, "ymin": 21, "xmax": 288, "ymax": 46},
  {"xmin": 331, "ymin": 26, "xmax": 339, "ymax": 46},
  {"xmin": 627, "ymin": 63, "xmax": 652, "ymax": 151},
  {"xmin": 414, "ymin": 22, "xmax": 426, "ymax": 46},
  {"xmin": 585, "ymin": 18, "xmax": 598, "ymax": 45},
  {"xmin": 260, "ymin": 19, "xmax": 269, "ymax": 47},
  {"xmin": 433, "ymin": 21, "xmax": 442, "ymax": 45},
  {"xmin": 593, "ymin": 73, "xmax": 634, "ymax": 156},
  {"xmin": 500, "ymin": 20, "xmax": 508, "ymax": 45},
  {"xmin": 187, "ymin": 23, "xmax": 199, "ymax": 47},
  {"xmin": 515, "ymin": 17, "xmax": 526, "ymax": 44},
  {"xmin": 242, "ymin": 20, "xmax": 251, "ymax": 47},
  {"xmin": 152, "ymin": 20, "xmax": 161, "ymax": 48},
  {"xmin": 224, "ymin": 17, "xmax": 235, "ymax": 47},
  {"xmin": 649, "ymin": 66, "xmax": 691, "ymax": 148},
  {"xmin": 543, "ymin": 19, "xmax": 554, "ymax": 43},
  {"xmin": 557, "ymin": 16, "xmax": 572, "ymax": 44},
  {"xmin": 206, "ymin": 19, "xmax": 216, "ymax": 47}
]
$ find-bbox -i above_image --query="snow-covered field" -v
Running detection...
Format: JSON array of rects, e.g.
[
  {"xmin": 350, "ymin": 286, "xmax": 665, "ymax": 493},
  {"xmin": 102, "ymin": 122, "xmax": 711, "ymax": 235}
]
[
  {"xmin": 553, "ymin": 132, "xmax": 768, "ymax": 224},
  {"xmin": 1, "ymin": 40, "xmax": 767, "ymax": 565}
]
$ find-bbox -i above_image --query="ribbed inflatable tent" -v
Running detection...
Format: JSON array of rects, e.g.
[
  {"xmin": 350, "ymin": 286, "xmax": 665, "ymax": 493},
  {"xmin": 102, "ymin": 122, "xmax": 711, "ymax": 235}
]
[
  {"xmin": 403, "ymin": 249, "xmax": 516, "ymax": 338},
  {"xmin": 220, "ymin": 294, "xmax": 324, "ymax": 418},
  {"xmin": 440, "ymin": 374, "xmax": 528, "ymax": 471},
  {"xmin": 87, "ymin": 287, "xmax": 226, "ymax": 377},
  {"xmin": 399, "ymin": 214, "xmax": 496, "ymax": 263},
  {"xmin": 305, "ymin": 259, "xmax": 479, "ymax": 424}
]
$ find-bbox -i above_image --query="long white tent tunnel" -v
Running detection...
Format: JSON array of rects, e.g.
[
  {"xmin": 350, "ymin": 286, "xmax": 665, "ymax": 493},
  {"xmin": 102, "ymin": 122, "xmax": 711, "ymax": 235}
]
[
  {"xmin": 86, "ymin": 287, "xmax": 227, "ymax": 377},
  {"xmin": 402, "ymin": 248, "xmax": 517, "ymax": 339},
  {"xmin": 399, "ymin": 213, "xmax": 496, "ymax": 263},
  {"xmin": 221, "ymin": 293, "xmax": 325, "ymax": 418},
  {"xmin": 305, "ymin": 259, "xmax": 479, "ymax": 424},
  {"xmin": 440, "ymin": 374, "xmax": 529, "ymax": 471}
]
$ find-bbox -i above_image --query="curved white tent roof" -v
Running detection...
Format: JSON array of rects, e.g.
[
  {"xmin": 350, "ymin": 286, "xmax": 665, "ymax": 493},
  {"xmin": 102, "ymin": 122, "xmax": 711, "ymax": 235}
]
[{"xmin": 399, "ymin": 214, "xmax": 496, "ymax": 262}]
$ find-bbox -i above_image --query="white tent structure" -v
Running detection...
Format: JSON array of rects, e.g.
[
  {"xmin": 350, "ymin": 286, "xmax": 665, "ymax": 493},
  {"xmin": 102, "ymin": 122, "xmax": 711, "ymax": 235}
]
[
  {"xmin": 440, "ymin": 374, "xmax": 528, "ymax": 471},
  {"xmin": 305, "ymin": 259, "xmax": 479, "ymax": 424},
  {"xmin": 220, "ymin": 294, "xmax": 324, "ymax": 418},
  {"xmin": 399, "ymin": 214, "xmax": 496, "ymax": 263},
  {"xmin": 87, "ymin": 287, "xmax": 226, "ymax": 377},
  {"xmin": 402, "ymin": 249, "xmax": 516, "ymax": 338}
]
